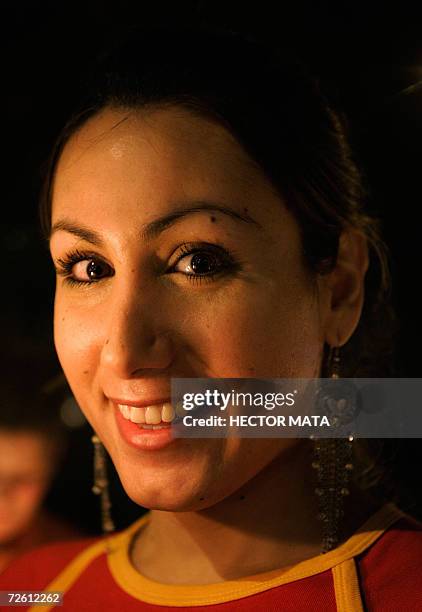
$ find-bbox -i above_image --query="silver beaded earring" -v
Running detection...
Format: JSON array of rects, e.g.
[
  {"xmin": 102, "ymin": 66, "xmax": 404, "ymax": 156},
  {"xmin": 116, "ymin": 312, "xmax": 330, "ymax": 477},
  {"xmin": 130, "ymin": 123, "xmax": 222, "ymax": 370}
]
[
  {"xmin": 91, "ymin": 434, "xmax": 115, "ymax": 534},
  {"xmin": 312, "ymin": 346, "xmax": 354, "ymax": 553}
]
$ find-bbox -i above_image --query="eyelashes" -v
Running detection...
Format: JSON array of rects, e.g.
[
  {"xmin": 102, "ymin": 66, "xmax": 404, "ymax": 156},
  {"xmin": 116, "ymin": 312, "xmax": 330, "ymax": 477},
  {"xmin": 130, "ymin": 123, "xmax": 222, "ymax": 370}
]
[
  {"xmin": 169, "ymin": 243, "xmax": 240, "ymax": 284},
  {"xmin": 55, "ymin": 249, "xmax": 114, "ymax": 287},
  {"xmin": 54, "ymin": 243, "xmax": 241, "ymax": 287}
]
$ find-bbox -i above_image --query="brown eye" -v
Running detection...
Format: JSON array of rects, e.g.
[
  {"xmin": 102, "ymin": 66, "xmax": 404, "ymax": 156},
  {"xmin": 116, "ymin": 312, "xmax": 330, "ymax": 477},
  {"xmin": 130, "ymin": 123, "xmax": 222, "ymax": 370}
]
[
  {"xmin": 68, "ymin": 258, "xmax": 113, "ymax": 283},
  {"xmin": 167, "ymin": 242, "xmax": 240, "ymax": 286},
  {"xmin": 86, "ymin": 259, "xmax": 110, "ymax": 280},
  {"xmin": 177, "ymin": 251, "xmax": 221, "ymax": 276},
  {"xmin": 55, "ymin": 249, "xmax": 115, "ymax": 286}
]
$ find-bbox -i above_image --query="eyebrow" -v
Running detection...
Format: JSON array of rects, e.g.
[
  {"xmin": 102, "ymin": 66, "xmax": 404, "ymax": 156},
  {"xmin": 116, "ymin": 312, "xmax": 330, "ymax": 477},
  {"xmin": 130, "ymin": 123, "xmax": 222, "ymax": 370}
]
[
  {"xmin": 50, "ymin": 201, "xmax": 262, "ymax": 245},
  {"xmin": 50, "ymin": 220, "xmax": 104, "ymax": 246}
]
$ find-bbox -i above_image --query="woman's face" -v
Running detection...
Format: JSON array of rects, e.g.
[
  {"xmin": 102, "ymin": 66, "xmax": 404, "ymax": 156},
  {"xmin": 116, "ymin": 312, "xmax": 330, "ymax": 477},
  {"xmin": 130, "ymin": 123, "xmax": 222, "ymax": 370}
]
[{"xmin": 50, "ymin": 106, "xmax": 330, "ymax": 511}]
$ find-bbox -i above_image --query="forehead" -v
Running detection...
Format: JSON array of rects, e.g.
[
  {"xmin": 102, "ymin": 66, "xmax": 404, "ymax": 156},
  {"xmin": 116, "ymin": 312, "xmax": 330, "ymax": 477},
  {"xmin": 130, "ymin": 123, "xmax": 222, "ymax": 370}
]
[
  {"xmin": 58, "ymin": 106, "xmax": 259, "ymax": 181},
  {"xmin": 52, "ymin": 106, "xmax": 281, "ymax": 218},
  {"xmin": 51, "ymin": 105, "xmax": 303, "ymax": 255}
]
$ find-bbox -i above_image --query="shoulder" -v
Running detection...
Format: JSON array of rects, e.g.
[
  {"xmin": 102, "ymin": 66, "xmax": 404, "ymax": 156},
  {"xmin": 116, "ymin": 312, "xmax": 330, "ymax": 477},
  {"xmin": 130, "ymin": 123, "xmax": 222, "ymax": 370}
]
[
  {"xmin": 0, "ymin": 536, "xmax": 103, "ymax": 591},
  {"xmin": 358, "ymin": 510, "xmax": 422, "ymax": 610},
  {"xmin": 0, "ymin": 514, "xmax": 148, "ymax": 593}
]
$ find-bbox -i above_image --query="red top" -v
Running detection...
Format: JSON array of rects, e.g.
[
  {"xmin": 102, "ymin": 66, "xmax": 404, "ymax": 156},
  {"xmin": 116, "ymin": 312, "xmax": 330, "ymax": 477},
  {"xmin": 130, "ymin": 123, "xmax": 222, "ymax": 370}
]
[
  {"xmin": 0, "ymin": 503, "xmax": 421, "ymax": 611},
  {"xmin": 0, "ymin": 510, "xmax": 82, "ymax": 574}
]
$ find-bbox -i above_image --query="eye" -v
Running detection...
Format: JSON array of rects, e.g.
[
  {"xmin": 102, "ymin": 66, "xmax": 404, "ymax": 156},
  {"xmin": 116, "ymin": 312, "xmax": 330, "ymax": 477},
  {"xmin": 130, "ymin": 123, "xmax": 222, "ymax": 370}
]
[
  {"xmin": 55, "ymin": 250, "xmax": 114, "ymax": 285},
  {"xmin": 170, "ymin": 243, "xmax": 239, "ymax": 283},
  {"xmin": 176, "ymin": 251, "xmax": 219, "ymax": 275},
  {"xmin": 74, "ymin": 259, "xmax": 111, "ymax": 282}
]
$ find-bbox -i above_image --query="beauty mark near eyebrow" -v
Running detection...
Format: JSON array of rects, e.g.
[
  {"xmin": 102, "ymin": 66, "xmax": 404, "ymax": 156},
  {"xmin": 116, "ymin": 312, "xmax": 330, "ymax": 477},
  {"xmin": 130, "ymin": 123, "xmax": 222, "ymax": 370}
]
[
  {"xmin": 139, "ymin": 201, "xmax": 262, "ymax": 241},
  {"xmin": 50, "ymin": 201, "xmax": 262, "ymax": 244}
]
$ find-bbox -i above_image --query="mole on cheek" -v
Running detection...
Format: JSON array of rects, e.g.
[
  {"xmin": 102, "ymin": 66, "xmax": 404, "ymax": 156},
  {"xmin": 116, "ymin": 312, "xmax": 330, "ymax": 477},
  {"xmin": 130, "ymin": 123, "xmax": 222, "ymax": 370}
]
[{"xmin": 210, "ymin": 216, "xmax": 216, "ymax": 223}]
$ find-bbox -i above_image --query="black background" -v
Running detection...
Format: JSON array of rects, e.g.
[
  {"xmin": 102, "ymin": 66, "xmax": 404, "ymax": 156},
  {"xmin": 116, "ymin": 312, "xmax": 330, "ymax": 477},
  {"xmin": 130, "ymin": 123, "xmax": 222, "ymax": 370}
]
[{"xmin": 2, "ymin": 1, "xmax": 421, "ymax": 533}]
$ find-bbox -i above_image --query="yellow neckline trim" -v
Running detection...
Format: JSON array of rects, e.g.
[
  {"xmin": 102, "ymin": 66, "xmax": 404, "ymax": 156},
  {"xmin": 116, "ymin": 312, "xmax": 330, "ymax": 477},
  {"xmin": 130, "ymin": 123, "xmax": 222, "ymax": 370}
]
[
  {"xmin": 106, "ymin": 502, "xmax": 403, "ymax": 607},
  {"xmin": 332, "ymin": 559, "xmax": 364, "ymax": 612}
]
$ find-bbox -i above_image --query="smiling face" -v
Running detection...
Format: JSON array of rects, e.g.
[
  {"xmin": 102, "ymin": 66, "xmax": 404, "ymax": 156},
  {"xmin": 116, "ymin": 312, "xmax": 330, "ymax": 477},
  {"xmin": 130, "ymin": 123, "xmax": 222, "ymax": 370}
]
[{"xmin": 50, "ymin": 106, "xmax": 332, "ymax": 511}]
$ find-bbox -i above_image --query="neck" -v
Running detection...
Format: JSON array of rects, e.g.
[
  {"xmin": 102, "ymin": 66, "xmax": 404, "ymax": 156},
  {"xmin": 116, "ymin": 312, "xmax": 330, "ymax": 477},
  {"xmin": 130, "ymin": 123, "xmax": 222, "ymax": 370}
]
[{"xmin": 131, "ymin": 441, "xmax": 360, "ymax": 585}]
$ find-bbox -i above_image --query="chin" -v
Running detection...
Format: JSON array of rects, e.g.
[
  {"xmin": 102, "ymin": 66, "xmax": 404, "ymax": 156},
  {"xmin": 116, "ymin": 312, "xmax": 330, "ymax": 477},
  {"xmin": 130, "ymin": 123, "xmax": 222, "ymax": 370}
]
[
  {"xmin": 0, "ymin": 522, "xmax": 29, "ymax": 543},
  {"xmin": 118, "ymin": 472, "xmax": 216, "ymax": 512},
  {"xmin": 124, "ymin": 489, "xmax": 208, "ymax": 512}
]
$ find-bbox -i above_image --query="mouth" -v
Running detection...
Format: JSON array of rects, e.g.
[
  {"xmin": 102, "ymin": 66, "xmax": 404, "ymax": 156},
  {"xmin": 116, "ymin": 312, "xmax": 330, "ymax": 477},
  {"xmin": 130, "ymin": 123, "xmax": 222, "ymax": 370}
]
[
  {"xmin": 116, "ymin": 402, "xmax": 175, "ymax": 429},
  {"xmin": 112, "ymin": 400, "xmax": 180, "ymax": 451}
]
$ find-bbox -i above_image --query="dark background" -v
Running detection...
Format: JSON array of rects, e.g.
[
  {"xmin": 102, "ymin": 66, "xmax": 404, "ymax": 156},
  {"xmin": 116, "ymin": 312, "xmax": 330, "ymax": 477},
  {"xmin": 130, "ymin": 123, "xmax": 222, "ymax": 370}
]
[{"xmin": 2, "ymin": 1, "xmax": 422, "ymax": 533}]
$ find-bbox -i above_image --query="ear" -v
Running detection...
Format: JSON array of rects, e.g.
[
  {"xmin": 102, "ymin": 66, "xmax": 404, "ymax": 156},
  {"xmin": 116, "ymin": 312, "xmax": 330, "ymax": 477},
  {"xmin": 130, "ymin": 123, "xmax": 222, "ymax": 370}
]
[{"xmin": 319, "ymin": 229, "xmax": 369, "ymax": 347}]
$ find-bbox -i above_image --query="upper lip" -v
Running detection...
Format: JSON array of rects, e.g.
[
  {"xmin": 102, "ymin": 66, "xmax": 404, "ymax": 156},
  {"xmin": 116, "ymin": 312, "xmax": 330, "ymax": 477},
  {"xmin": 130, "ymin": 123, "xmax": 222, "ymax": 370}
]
[{"xmin": 108, "ymin": 397, "xmax": 172, "ymax": 408}]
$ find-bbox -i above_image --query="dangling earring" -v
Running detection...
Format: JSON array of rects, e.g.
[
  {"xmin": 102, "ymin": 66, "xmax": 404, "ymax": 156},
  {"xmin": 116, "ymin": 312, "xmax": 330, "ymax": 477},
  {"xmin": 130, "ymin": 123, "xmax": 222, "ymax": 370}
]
[
  {"xmin": 91, "ymin": 434, "xmax": 115, "ymax": 534},
  {"xmin": 312, "ymin": 346, "xmax": 354, "ymax": 553}
]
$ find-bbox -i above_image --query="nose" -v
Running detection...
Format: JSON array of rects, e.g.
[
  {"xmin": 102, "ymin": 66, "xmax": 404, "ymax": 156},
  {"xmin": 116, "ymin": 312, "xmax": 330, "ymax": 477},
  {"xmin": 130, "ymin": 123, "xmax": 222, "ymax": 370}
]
[{"xmin": 100, "ymin": 283, "xmax": 174, "ymax": 378}]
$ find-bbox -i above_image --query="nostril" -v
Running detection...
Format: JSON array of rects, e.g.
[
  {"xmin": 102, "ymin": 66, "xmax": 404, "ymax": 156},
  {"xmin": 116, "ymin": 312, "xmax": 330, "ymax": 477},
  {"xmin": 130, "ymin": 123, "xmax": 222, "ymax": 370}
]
[{"xmin": 100, "ymin": 329, "xmax": 175, "ymax": 378}]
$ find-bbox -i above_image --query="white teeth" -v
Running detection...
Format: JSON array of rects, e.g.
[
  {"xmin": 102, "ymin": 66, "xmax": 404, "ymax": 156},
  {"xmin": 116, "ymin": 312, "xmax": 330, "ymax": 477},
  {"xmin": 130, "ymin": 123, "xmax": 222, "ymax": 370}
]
[
  {"xmin": 117, "ymin": 402, "xmax": 176, "ymax": 425},
  {"xmin": 118, "ymin": 404, "xmax": 130, "ymax": 419},
  {"xmin": 130, "ymin": 407, "xmax": 146, "ymax": 424},
  {"xmin": 145, "ymin": 405, "xmax": 162, "ymax": 424},
  {"xmin": 162, "ymin": 402, "xmax": 175, "ymax": 422}
]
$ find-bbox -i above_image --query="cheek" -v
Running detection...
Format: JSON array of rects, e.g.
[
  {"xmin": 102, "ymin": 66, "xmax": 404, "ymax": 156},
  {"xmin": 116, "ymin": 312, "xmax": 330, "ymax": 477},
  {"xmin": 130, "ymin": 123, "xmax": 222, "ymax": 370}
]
[
  {"xmin": 54, "ymin": 293, "xmax": 102, "ymax": 407},
  {"xmin": 193, "ymin": 280, "xmax": 322, "ymax": 378},
  {"xmin": 6, "ymin": 483, "xmax": 45, "ymax": 523},
  {"xmin": 18, "ymin": 483, "xmax": 46, "ymax": 510}
]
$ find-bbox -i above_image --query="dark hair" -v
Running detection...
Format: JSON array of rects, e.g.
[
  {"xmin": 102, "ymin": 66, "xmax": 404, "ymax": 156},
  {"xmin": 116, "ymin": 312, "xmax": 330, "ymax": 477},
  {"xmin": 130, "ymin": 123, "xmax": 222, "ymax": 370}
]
[{"xmin": 40, "ymin": 23, "xmax": 396, "ymax": 379}]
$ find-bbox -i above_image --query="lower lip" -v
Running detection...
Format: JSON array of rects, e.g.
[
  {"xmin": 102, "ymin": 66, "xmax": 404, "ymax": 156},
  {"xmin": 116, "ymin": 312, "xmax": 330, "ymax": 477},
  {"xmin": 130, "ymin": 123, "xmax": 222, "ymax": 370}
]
[{"xmin": 114, "ymin": 405, "xmax": 176, "ymax": 451}]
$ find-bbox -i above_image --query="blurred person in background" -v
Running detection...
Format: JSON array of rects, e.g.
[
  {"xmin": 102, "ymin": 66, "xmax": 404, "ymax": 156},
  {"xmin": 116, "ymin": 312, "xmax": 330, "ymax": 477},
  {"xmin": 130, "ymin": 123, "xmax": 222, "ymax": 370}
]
[{"xmin": 0, "ymin": 362, "xmax": 82, "ymax": 572}]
